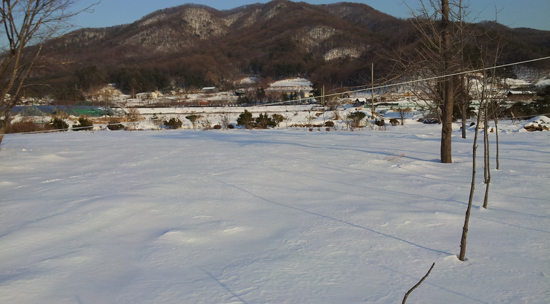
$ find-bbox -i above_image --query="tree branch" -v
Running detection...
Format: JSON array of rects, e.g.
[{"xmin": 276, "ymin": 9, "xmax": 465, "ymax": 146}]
[{"xmin": 402, "ymin": 262, "xmax": 435, "ymax": 304}]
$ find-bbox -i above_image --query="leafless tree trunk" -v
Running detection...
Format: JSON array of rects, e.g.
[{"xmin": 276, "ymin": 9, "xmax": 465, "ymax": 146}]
[
  {"xmin": 459, "ymin": 78, "xmax": 485, "ymax": 261},
  {"xmin": 0, "ymin": 0, "xmax": 92, "ymax": 144},
  {"xmin": 397, "ymin": 0, "xmax": 473, "ymax": 163},
  {"xmin": 494, "ymin": 114, "xmax": 500, "ymax": 170},
  {"xmin": 402, "ymin": 262, "xmax": 435, "ymax": 304},
  {"xmin": 440, "ymin": 0, "xmax": 454, "ymax": 163},
  {"xmin": 482, "ymin": 98, "xmax": 491, "ymax": 209},
  {"xmin": 461, "ymin": 76, "xmax": 468, "ymax": 139},
  {"xmin": 481, "ymin": 41, "xmax": 503, "ymax": 208},
  {"xmin": 458, "ymin": 1, "xmax": 467, "ymax": 140}
]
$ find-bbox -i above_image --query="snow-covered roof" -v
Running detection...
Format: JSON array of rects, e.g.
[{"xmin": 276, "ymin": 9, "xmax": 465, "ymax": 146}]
[
  {"xmin": 238, "ymin": 77, "xmax": 260, "ymax": 85},
  {"xmin": 269, "ymin": 78, "xmax": 312, "ymax": 88},
  {"xmin": 505, "ymin": 78, "xmax": 531, "ymax": 88},
  {"xmin": 508, "ymin": 90, "xmax": 534, "ymax": 95}
]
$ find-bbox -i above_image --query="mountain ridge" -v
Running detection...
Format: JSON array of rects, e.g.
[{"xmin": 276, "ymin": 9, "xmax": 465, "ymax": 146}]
[{"xmin": 33, "ymin": 0, "xmax": 550, "ymax": 98}]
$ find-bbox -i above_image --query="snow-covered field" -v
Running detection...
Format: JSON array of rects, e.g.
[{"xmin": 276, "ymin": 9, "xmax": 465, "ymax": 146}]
[{"xmin": 0, "ymin": 121, "xmax": 548, "ymax": 303}]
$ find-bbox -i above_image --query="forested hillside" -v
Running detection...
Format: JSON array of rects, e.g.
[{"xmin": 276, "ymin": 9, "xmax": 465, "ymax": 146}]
[{"xmin": 24, "ymin": 0, "xmax": 550, "ymax": 102}]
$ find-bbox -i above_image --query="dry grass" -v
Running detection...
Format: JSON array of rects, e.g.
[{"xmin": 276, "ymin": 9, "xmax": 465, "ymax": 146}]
[{"xmin": 6, "ymin": 118, "xmax": 54, "ymax": 134}]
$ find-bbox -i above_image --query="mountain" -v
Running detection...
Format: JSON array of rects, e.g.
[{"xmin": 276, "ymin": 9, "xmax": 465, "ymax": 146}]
[{"xmin": 33, "ymin": 0, "xmax": 550, "ymax": 99}]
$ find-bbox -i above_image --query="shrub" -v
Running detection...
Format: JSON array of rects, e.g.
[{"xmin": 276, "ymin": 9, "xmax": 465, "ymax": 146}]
[
  {"xmin": 163, "ymin": 117, "xmax": 183, "ymax": 129},
  {"xmin": 324, "ymin": 121, "xmax": 335, "ymax": 127},
  {"xmin": 396, "ymin": 107, "xmax": 413, "ymax": 125},
  {"xmin": 375, "ymin": 119, "xmax": 386, "ymax": 130},
  {"xmin": 200, "ymin": 118, "xmax": 212, "ymax": 130},
  {"xmin": 220, "ymin": 113, "xmax": 230, "ymax": 129},
  {"xmin": 73, "ymin": 116, "xmax": 93, "ymax": 131},
  {"xmin": 108, "ymin": 123, "xmax": 125, "ymax": 130},
  {"xmin": 255, "ymin": 113, "xmax": 277, "ymax": 129},
  {"xmin": 272, "ymin": 114, "xmax": 284, "ymax": 126},
  {"xmin": 127, "ymin": 108, "xmax": 142, "ymax": 122},
  {"xmin": 533, "ymin": 99, "xmax": 550, "ymax": 115},
  {"xmin": 186, "ymin": 114, "xmax": 201, "ymax": 129},
  {"xmin": 237, "ymin": 110, "xmax": 254, "ymax": 127},
  {"xmin": 346, "ymin": 111, "xmax": 366, "ymax": 129},
  {"xmin": 227, "ymin": 124, "xmax": 235, "ymax": 129},
  {"xmin": 213, "ymin": 124, "xmax": 222, "ymax": 129},
  {"xmin": 50, "ymin": 117, "xmax": 69, "ymax": 131},
  {"xmin": 422, "ymin": 118, "xmax": 439, "ymax": 124},
  {"xmin": 150, "ymin": 113, "xmax": 165, "ymax": 128},
  {"xmin": 6, "ymin": 118, "xmax": 52, "ymax": 133}
]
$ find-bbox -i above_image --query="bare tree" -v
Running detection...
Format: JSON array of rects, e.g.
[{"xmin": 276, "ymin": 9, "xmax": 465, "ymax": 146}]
[
  {"xmin": 439, "ymin": 0, "xmax": 454, "ymax": 163},
  {"xmin": 220, "ymin": 113, "xmax": 230, "ymax": 130},
  {"xmin": 459, "ymin": 42, "xmax": 502, "ymax": 260},
  {"xmin": 398, "ymin": 0, "xmax": 474, "ymax": 163},
  {"xmin": 0, "ymin": 0, "xmax": 92, "ymax": 144},
  {"xmin": 481, "ymin": 42, "xmax": 504, "ymax": 209},
  {"xmin": 459, "ymin": 69, "xmax": 485, "ymax": 261},
  {"xmin": 396, "ymin": 107, "xmax": 412, "ymax": 125}
]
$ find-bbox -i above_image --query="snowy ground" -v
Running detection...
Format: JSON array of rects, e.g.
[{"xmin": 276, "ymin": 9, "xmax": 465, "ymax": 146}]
[{"xmin": 0, "ymin": 121, "xmax": 548, "ymax": 304}]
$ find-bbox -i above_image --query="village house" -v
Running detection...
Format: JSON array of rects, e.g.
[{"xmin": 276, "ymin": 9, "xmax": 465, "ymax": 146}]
[
  {"xmin": 202, "ymin": 87, "xmax": 218, "ymax": 94},
  {"xmin": 507, "ymin": 90, "xmax": 535, "ymax": 102},
  {"xmin": 265, "ymin": 78, "xmax": 314, "ymax": 99}
]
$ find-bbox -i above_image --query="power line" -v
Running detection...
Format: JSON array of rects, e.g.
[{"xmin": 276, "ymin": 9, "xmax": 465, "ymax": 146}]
[
  {"xmin": 315, "ymin": 56, "xmax": 550, "ymax": 100},
  {"xmin": 4, "ymin": 57, "xmax": 549, "ymax": 136}
]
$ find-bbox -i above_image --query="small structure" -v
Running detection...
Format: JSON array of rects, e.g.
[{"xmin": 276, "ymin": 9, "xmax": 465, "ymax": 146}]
[
  {"xmin": 235, "ymin": 89, "xmax": 247, "ymax": 97},
  {"xmin": 10, "ymin": 105, "xmax": 114, "ymax": 117},
  {"xmin": 507, "ymin": 91, "xmax": 535, "ymax": 102},
  {"xmin": 266, "ymin": 78, "xmax": 314, "ymax": 99},
  {"xmin": 202, "ymin": 87, "xmax": 218, "ymax": 94}
]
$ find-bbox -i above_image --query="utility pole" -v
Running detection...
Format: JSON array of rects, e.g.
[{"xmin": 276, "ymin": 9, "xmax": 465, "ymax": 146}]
[
  {"xmin": 371, "ymin": 63, "xmax": 375, "ymax": 119},
  {"xmin": 322, "ymin": 85, "xmax": 326, "ymax": 124}
]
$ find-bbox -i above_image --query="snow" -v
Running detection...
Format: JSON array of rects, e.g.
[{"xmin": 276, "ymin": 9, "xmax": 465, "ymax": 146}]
[
  {"xmin": 0, "ymin": 121, "xmax": 549, "ymax": 303},
  {"xmin": 269, "ymin": 78, "xmax": 313, "ymax": 88},
  {"xmin": 535, "ymin": 77, "xmax": 550, "ymax": 87},
  {"xmin": 505, "ymin": 78, "xmax": 531, "ymax": 88},
  {"xmin": 238, "ymin": 77, "xmax": 260, "ymax": 85},
  {"xmin": 524, "ymin": 115, "xmax": 550, "ymax": 130}
]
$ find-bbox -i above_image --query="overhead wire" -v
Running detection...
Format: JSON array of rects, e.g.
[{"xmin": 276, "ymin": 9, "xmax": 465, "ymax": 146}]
[
  {"xmin": 4, "ymin": 57, "xmax": 550, "ymax": 135},
  {"xmin": 312, "ymin": 56, "xmax": 550, "ymax": 100}
]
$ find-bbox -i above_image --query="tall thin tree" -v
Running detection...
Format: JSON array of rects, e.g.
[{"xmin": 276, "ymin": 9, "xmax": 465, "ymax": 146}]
[{"xmin": 440, "ymin": 0, "xmax": 454, "ymax": 163}]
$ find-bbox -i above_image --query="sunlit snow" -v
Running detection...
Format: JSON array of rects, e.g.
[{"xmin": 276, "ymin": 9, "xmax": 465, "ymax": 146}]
[{"xmin": 0, "ymin": 121, "xmax": 548, "ymax": 304}]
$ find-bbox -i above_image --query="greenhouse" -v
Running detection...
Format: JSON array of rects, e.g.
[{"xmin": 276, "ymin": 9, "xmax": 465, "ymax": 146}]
[{"xmin": 9, "ymin": 106, "xmax": 114, "ymax": 117}]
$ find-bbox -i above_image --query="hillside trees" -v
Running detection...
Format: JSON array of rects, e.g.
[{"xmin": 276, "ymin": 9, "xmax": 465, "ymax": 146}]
[
  {"xmin": 109, "ymin": 67, "xmax": 170, "ymax": 96},
  {"xmin": 53, "ymin": 84, "xmax": 85, "ymax": 105},
  {"xmin": 74, "ymin": 65, "xmax": 106, "ymax": 92},
  {"xmin": 0, "ymin": 0, "xmax": 91, "ymax": 143}
]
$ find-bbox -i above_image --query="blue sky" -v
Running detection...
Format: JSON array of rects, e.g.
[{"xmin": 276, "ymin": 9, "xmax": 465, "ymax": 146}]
[{"xmin": 71, "ymin": 0, "xmax": 550, "ymax": 31}]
